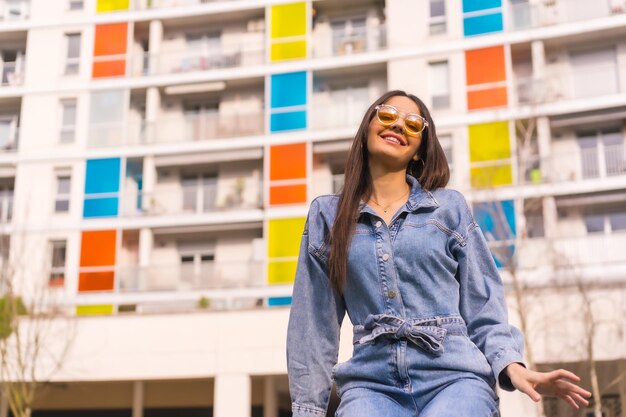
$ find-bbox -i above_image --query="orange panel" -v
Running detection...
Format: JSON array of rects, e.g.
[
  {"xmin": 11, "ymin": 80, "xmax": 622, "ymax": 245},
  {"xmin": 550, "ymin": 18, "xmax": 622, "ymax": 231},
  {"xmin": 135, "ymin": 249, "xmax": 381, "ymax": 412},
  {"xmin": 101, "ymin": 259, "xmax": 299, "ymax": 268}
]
[
  {"xmin": 92, "ymin": 60, "xmax": 126, "ymax": 78},
  {"xmin": 465, "ymin": 46, "xmax": 506, "ymax": 86},
  {"xmin": 270, "ymin": 143, "xmax": 307, "ymax": 181},
  {"xmin": 94, "ymin": 23, "xmax": 128, "ymax": 56},
  {"xmin": 467, "ymin": 87, "xmax": 508, "ymax": 110},
  {"xmin": 80, "ymin": 230, "xmax": 116, "ymax": 267},
  {"xmin": 93, "ymin": 23, "xmax": 127, "ymax": 78},
  {"xmin": 78, "ymin": 271, "xmax": 115, "ymax": 292},
  {"xmin": 270, "ymin": 184, "xmax": 307, "ymax": 205}
]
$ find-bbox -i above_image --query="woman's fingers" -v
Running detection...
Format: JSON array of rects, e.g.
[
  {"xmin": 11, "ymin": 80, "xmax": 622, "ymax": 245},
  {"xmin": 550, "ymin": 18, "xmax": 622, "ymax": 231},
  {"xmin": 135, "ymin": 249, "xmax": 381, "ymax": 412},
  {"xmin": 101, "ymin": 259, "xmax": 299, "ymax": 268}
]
[
  {"xmin": 550, "ymin": 369, "xmax": 581, "ymax": 382},
  {"xmin": 558, "ymin": 393, "xmax": 579, "ymax": 410},
  {"xmin": 518, "ymin": 381, "xmax": 541, "ymax": 402},
  {"xmin": 570, "ymin": 392, "xmax": 590, "ymax": 407}
]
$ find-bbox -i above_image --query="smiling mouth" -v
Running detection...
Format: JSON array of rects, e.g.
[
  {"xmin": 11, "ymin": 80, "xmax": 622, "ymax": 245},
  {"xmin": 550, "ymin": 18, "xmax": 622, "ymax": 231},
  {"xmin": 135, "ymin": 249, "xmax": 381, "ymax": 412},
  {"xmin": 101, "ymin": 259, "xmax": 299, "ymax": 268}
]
[{"xmin": 379, "ymin": 134, "xmax": 406, "ymax": 146}]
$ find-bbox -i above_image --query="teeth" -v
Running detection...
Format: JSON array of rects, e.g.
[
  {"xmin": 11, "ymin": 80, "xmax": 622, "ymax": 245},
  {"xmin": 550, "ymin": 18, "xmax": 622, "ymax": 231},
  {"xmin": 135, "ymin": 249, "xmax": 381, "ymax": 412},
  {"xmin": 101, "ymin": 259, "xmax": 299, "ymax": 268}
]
[{"xmin": 381, "ymin": 135, "xmax": 401, "ymax": 145}]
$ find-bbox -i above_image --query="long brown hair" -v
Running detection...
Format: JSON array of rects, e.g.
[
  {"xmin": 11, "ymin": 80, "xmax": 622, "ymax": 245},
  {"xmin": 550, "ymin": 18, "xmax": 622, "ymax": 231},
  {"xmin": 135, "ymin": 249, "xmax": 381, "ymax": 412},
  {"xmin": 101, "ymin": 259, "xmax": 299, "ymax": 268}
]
[{"xmin": 328, "ymin": 90, "xmax": 450, "ymax": 294}]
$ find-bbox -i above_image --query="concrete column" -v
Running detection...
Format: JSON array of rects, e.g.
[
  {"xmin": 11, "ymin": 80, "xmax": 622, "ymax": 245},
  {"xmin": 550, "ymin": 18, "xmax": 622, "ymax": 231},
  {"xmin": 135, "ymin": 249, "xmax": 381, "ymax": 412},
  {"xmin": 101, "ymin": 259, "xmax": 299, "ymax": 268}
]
[
  {"xmin": 148, "ymin": 20, "xmax": 163, "ymax": 75},
  {"xmin": 145, "ymin": 87, "xmax": 160, "ymax": 144},
  {"xmin": 138, "ymin": 228, "xmax": 153, "ymax": 291},
  {"xmin": 542, "ymin": 196, "xmax": 558, "ymax": 239},
  {"xmin": 133, "ymin": 381, "xmax": 144, "ymax": 417},
  {"xmin": 531, "ymin": 40, "xmax": 546, "ymax": 78},
  {"xmin": 215, "ymin": 374, "xmax": 251, "ymax": 417},
  {"xmin": 263, "ymin": 376, "xmax": 278, "ymax": 417},
  {"xmin": 536, "ymin": 116, "xmax": 552, "ymax": 182}
]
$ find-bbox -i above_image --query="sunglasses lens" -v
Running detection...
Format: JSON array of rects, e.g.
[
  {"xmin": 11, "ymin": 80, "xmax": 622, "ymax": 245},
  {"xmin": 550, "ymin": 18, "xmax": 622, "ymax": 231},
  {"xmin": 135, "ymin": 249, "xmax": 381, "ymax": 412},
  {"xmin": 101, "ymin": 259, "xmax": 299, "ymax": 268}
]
[
  {"xmin": 405, "ymin": 116, "xmax": 424, "ymax": 134},
  {"xmin": 377, "ymin": 106, "xmax": 398, "ymax": 124}
]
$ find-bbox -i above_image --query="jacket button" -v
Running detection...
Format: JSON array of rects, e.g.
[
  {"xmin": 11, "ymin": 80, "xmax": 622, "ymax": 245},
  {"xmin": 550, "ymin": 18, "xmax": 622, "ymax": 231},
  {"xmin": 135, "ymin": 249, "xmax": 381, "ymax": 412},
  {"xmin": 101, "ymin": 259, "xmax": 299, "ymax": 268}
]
[
  {"xmin": 375, "ymin": 221, "xmax": 382, "ymax": 228},
  {"xmin": 382, "ymin": 253, "xmax": 390, "ymax": 261},
  {"xmin": 388, "ymin": 290, "xmax": 396, "ymax": 298}
]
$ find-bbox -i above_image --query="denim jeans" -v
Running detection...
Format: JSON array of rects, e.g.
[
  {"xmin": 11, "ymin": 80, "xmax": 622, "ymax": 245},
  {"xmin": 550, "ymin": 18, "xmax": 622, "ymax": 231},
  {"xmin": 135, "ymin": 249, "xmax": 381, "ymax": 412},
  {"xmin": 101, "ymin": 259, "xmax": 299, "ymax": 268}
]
[
  {"xmin": 334, "ymin": 316, "xmax": 500, "ymax": 416},
  {"xmin": 287, "ymin": 175, "xmax": 523, "ymax": 417}
]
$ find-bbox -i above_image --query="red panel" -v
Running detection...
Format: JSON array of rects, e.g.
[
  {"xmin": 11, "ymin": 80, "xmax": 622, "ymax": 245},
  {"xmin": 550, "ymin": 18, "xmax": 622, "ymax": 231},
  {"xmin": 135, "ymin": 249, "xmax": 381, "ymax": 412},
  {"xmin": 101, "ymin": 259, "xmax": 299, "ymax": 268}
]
[
  {"xmin": 270, "ymin": 184, "xmax": 307, "ymax": 205},
  {"xmin": 78, "ymin": 271, "xmax": 115, "ymax": 292},
  {"xmin": 465, "ymin": 46, "xmax": 506, "ymax": 86},
  {"xmin": 80, "ymin": 230, "xmax": 116, "ymax": 267},
  {"xmin": 270, "ymin": 143, "xmax": 307, "ymax": 181},
  {"xmin": 467, "ymin": 87, "xmax": 508, "ymax": 110}
]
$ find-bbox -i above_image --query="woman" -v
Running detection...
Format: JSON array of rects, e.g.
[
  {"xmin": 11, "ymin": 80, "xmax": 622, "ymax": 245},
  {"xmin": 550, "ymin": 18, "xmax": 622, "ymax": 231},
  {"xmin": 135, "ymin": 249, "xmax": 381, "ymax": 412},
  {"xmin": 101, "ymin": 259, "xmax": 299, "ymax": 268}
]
[{"xmin": 286, "ymin": 90, "xmax": 591, "ymax": 416}]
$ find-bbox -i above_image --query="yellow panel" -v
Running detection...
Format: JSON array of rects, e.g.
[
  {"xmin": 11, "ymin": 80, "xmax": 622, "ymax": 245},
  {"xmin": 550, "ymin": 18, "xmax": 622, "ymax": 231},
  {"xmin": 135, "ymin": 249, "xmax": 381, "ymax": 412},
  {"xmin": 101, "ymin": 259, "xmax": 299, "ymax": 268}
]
[
  {"xmin": 271, "ymin": 41, "xmax": 307, "ymax": 61},
  {"xmin": 268, "ymin": 217, "xmax": 306, "ymax": 258},
  {"xmin": 468, "ymin": 122, "xmax": 511, "ymax": 162},
  {"xmin": 97, "ymin": 0, "xmax": 129, "ymax": 12},
  {"xmin": 268, "ymin": 261, "xmax": 298, "ymax": 284},
  {"xmin": 271, "ymin": 3, "xmax": 306, "ymax": 38},
  {"xmin": 470, "ymin": 165, "xmax": 513, "ymax": 188},
  {"xmin": 76, "ymin": 305, "xmax": 114, "ymax": 315}
]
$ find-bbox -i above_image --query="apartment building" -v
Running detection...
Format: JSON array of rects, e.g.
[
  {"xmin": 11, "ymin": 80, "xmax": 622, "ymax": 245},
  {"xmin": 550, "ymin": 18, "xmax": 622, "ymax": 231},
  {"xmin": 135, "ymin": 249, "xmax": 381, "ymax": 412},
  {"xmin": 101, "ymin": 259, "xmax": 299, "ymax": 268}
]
[{"xmin": 0, "ymin": 0, "xmax": 625, "ymax": 416}]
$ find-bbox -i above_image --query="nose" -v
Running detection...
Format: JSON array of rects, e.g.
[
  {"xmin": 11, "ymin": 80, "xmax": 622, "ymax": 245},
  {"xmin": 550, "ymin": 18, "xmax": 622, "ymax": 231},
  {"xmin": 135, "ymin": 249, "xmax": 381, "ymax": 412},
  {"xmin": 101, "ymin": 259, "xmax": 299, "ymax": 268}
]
[{"xmin": 389, "ymin": 119, "xmax": 405, "ymax": 135}]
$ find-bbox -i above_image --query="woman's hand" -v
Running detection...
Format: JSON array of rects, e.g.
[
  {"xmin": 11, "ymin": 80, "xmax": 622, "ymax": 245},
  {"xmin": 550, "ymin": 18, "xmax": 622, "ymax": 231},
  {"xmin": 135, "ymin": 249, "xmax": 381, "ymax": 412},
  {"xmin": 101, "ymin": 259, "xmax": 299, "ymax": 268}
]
[{"xmin": 505, "ymin": 363, "xmax": 592, "ymax": 410}]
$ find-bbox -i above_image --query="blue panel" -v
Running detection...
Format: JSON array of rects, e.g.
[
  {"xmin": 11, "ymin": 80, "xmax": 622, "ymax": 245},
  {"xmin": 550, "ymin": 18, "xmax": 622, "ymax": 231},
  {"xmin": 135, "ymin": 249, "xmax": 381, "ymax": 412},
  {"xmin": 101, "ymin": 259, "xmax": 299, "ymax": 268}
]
[
  {"xmin": 268, "ymin": 296, "xmax": 292, "ymax": 307},
  {"xmin": 462, "ymin": 0, "xmax": 501, "ymax": 13},
  {"xmin": 271, "ymin": 72, "xmax": 307, "ymax": 108},
  {"xmin": 270, "ymin": 111, "xmax": 307, "ymax": 132},
  {"xmin": 463, "ymin": 13, "xmax": 503, "ymax": 36},
  {"xmin": 83, "ymin": 197, "xmax": 119, "ymax": 218},
  {"xmin": 473, "ymin": 200, "xmax": 516, "ymax": 241},
  {"xmin": 85, "ymin": 158, "xmax": 121, "ymax": 194}
]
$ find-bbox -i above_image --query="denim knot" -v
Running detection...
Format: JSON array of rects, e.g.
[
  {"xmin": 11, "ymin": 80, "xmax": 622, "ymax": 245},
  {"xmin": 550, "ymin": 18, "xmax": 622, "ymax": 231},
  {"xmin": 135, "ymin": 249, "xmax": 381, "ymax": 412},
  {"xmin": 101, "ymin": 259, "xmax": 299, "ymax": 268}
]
[{"xmin": 356, "ymin": 314, "xmax": 447, "ymax": 356}]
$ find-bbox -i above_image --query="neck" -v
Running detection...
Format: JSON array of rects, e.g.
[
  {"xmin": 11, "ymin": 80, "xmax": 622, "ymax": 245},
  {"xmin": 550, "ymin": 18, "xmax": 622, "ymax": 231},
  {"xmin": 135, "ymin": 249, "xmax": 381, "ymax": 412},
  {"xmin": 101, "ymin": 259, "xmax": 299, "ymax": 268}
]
[{"xmin": 368, "ymin": 164, "xmax": 410, "ymax": 204}]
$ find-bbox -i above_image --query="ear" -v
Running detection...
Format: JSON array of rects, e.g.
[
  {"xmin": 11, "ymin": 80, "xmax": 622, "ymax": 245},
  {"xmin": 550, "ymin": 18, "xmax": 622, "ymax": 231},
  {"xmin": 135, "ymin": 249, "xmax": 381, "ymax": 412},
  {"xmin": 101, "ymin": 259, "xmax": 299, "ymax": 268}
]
[{"xmin": 412, "ymin": 153, "xmax": 420, "ymax": 161}]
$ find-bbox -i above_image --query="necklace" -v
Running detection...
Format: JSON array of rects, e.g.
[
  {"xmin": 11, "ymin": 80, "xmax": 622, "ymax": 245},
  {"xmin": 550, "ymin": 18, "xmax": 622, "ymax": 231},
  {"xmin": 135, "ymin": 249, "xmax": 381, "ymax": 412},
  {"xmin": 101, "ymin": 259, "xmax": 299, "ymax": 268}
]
[{"xmin": 369, "ymin": 188, "xmax": 410, "ymax": 213}]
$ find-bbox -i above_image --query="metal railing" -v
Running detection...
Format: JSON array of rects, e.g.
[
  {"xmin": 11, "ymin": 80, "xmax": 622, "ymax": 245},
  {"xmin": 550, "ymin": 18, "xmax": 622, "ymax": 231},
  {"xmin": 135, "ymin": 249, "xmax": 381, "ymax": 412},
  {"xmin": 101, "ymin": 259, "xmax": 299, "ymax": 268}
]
[
  {"xmin": 514, "ymin": 63, "xmax": 621, "ymax": 106},
  {"xmin": 83, "ymin": 179, "xmax": 264, "ymax": 218},
  {"xmin": 0, "ymin": 61, "xmax": 25, "ymax": 87},
  {"xmin": 509, "ymin": 0, "xmax": 626, "ymax": 30},
  {"xmin": 312, "ymin": 25, "xmax": 387, "ymax": 59}
]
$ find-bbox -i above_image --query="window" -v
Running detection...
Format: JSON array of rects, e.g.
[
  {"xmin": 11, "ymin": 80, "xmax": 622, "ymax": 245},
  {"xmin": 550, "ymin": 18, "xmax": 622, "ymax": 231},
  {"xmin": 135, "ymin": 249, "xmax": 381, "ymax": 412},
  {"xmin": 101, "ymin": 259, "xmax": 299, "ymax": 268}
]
[
  {"xmin": 570, "ymin": 47, "xmax": 618, "ymax": 98},
  {"xmin": 330, "ymin": 17, "xmax": 367, "ymax": 55},
  {"xmin": 60, "ymin": 99, "xmax": 77, "ymax": 143},
  {"xmin": 55, "ymin": 174, "xmax": 71, "ymax": 213},
  {"xmin": 582, "ymin": 205, "xmax": 626, "ymax": 234},
  {"xmin": 577, "ymin": 128, "xmax": 624, "ymax": 179},
  {"xmin": 429, "ymin": 0, "xmax": 446, "ymax": 34},
  {"xmin": 0, "ymin": 183, "xmax": 13, "ymax": 223},
  {"xmin": 69, "ymin": 0, "xmax": 83, "ymax": 10},
  {"xmin": 429, "ymin": 61, "xmax": 450, "ymax": 109},
  {"xmin": 65, "ymin": 33, "xmax": 81, "ymax": 75},
  {"xmin": 182, "ymin": 174, "xmax": 217, "ymax": 213},
  {"xmin": 0, "ymin": 115, "xmax": 18, "ymax": 151},
  {"xmin": 179, "ymin": 242, "xmax": 216, "ymax": 289},
  {"xmin": 49, "ymin": 240, "xmax": 67, "ymax": 287}
]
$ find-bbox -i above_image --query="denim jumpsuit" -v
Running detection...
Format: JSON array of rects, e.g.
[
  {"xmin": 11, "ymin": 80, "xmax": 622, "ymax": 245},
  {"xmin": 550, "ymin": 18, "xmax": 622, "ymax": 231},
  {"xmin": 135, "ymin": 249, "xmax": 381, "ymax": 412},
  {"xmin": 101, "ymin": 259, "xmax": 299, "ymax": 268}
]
[{"xmin": 286, "ymin": 175, "xmax": 525, "ymax": 417}]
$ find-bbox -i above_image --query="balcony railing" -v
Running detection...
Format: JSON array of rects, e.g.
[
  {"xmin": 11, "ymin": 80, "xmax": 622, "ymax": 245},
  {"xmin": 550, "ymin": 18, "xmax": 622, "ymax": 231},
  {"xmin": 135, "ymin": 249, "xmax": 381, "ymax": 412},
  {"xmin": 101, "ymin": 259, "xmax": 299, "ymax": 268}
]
[
  {"xmin": 514, "ymin": 63, "xmax": 622, "ymax": 105},
  {"xmin": 0, "ymin": 128, "xmax": 19, "ymax": 152},
  {"xmin": 131, "ymin": 42, "xmax": 265, "ymax": 77},
  {"xmin": 509, "ymin": 0, "xmax": 626, "ymax": 30},
  {"xmin": 132, "ymin": 0, "xmax": 244, "ymax": 9},
  {"xmin": 116, "ymin": 260, "xmax": 265, "ymax": 292},
  {"xmin": 1, "ymin": 61, "xmax": 25, "ymax": 87},
  {"xmin": 84, "ymin": 179, "xmax": 263, "ymax": 218},
  {"xmin": 310, "ymin": 99, "xmax": 369, "ymax": 131},
  {"xmin": 312, "ymin": 25, "xmax": 387, "ymax": 59},
  {"xmin": 86, "ymin": 111, "xmax": 265, "ymax": 147}
]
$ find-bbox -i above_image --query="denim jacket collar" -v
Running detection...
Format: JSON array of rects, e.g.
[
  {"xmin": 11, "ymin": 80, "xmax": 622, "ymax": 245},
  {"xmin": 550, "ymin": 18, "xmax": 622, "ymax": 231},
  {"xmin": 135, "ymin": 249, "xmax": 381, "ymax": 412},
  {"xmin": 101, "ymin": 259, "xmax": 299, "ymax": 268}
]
[{"xmin": 358, "ymin": 174, "xmax": 439, "ymax": 217}]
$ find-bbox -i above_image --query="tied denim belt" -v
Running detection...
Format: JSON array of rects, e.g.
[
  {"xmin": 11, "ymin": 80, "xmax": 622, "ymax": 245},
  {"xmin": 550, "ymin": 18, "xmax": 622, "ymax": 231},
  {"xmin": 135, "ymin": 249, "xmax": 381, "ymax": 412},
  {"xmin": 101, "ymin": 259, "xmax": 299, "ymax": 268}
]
[{"xmin": 352, "ymin": 314, "xmax": 467, "ymax": 356}]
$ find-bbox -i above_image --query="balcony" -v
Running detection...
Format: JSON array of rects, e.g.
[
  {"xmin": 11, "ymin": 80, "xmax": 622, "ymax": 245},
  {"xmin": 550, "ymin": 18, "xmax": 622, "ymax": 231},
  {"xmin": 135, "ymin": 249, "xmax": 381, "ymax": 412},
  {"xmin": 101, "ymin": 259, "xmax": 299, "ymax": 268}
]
[
  {"xmin": 310, "ymin": 98, "xmax": 369, "ymax": 131},
  {"xmin": 133, "ymin": 0, "xmax": 246, "ymax": 9},
  {"xmin": 132, "ymin": 40, "xmax": 265, "ymax": 77},
  {"xmin": 509, "ymin": 0, "xmax": 626, "ymax": 30},
  {"xmin": 83, "ymin": 177, "xmax": 263, "ymax": 219},
  {"xmin": 87, "ymin": 110, "xmax": 265, "ymax": 148},
  {"xmin": 514, "ymin": 63, "xmax": 622, "ymax": 106},
  {"xmin": 0, "ymin": 59, "xmax": 25, "ymax": 87},
  {"xmin": 117, "ymin": 260, "xmax": 264, "ymax": 293},
  {"xmin": 312, "ymin": 24, "xmax": 387, "ymax": 59},
  {"xmin": 0, "ymin": 122, "xmax": 19, "ymax": 152},
  {"xmin": 0, "ymin": 0, "xmax": 29, "ymax": 21}
]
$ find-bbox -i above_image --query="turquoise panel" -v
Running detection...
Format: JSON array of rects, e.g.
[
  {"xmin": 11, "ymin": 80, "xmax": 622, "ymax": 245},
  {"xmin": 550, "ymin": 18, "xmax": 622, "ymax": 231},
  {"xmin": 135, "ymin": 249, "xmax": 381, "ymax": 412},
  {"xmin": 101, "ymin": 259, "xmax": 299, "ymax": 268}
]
[
  {"xmin": 464, "ymin": 13, "xmax": 503, "ymax": 36},
  {"xmin": 85, "ymin": 158, "xmax": 121, "ymax": 194},
  {"xmin": 270, "ymin": 111, "xmax": 307, "ymax": 132},
  {"xmin": 83, "ymin": 197, "xmax": 119, "ymax": 218},
  {"xmin": 462, "ymin": 0, "xmax": 501, "ymax": 13},
  {"xmin": 268, "ymin": 296, "xmax": 292, "ymax": 306},
  {"xmin": 270, "ymin": 72, "xmax": 307, "ymax": 108},
  {"xmin": 473, "ymin": 200, "xmax": 516, "ymax": 240}
]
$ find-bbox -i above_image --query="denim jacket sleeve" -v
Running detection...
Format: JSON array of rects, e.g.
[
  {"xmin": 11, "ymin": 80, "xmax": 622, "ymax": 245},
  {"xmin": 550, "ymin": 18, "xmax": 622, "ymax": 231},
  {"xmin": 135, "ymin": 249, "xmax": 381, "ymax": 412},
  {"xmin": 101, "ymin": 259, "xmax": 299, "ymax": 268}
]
[
  {"xmin": 287, "ymin": 197, "xmax": 346, "ymax": 417},
  {"xmin": 453, "ymin": 199, "xmax": 525, "ymax": 392}
]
